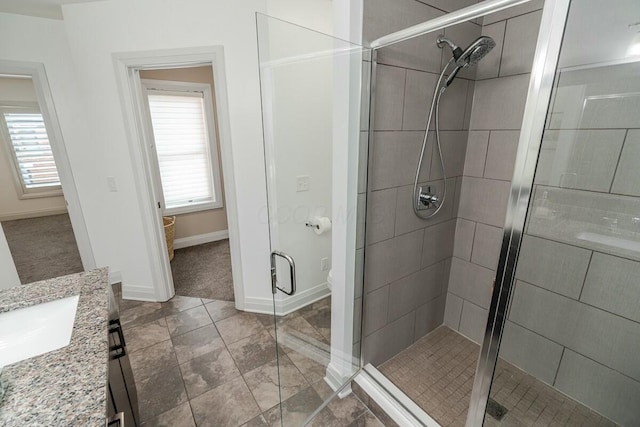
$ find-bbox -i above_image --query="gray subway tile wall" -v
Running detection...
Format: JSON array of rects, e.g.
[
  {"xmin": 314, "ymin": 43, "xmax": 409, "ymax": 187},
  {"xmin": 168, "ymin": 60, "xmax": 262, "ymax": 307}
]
[
  {"xmin": 463, "ymin": 131, "xmax": 490, "ymax": 177},
  {"xmin": 535, "ymin": 129, "xmax": 626, "ymax": 192},
  {"xmin": 470, "ymin": 223, "xmax": 502, "ymax": 269},
  {"xmin": 483, "ymin": 130, "xmax": 520, "ymax": 181},
  {"xmin": 554, "ymin": 350, "xmax": 640, "ymax": 427},
  {"xmin": 364, "ymin": 0, "xmax": 444, "ymax": 73},
  {"xmin": 369, "ymin": 131, "xmax": 423, "ymax": 190},
  {"xmin": 458, "ymin": 300, "xmax": 488, "ymax": 344},
  {"xmin": 499, "ymin": 10, "xmax": 542, "ymax": 77},
  {"xmin": 362, "ymin": 0, "xmax": 479, "ymax": 366},
  {"xmin": 499, "ymin": 321, "xmax": 564, "ymax": 385},
  {"xmin": 581, "ymin": 253, "xmax": 640, "ymax": 323},
  {"xmin": 515, "ymin": 235, "xmax": 591, "ymax": 299},
  {"xmin": 468, "ymin": 74, "xmax": 530, "ymax": 130},
  {"xmin": 447, "ymin": 3, "xmax": 545, "ymax": 353}
]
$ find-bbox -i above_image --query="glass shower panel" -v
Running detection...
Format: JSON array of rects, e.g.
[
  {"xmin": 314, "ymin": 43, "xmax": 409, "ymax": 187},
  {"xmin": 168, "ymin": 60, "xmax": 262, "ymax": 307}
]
[
  {"xmin": 256, "ymin": 14, "xmax": 369, "ymax": 425},
  {"xmin": 360, "ymin": 0, "xmax": 547, "ymax": 424},
  {"xmin": 487, "ymin": 1, "xmax": 640, "ymax": 426}
]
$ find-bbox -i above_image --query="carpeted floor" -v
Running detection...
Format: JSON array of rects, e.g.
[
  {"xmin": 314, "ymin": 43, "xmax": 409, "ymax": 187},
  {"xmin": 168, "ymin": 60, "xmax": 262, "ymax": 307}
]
[
  {"xmin": 170, "ymin": 239, "xmax": 235, "ymax": 301},
  {"xmin": 2, "ymin": 213, "xmax": 84, "ymax": 284}
]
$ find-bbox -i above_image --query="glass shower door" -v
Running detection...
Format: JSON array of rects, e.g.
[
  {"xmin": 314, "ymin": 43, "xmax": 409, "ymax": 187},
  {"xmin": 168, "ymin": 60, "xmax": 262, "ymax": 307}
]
[
  {"xmin": 483, "ymin": 1, "xmax": 640, "ymax": 425},
  {"xmin": 256, "ymin": 14, "xmax": 368, "ymax": 425}
]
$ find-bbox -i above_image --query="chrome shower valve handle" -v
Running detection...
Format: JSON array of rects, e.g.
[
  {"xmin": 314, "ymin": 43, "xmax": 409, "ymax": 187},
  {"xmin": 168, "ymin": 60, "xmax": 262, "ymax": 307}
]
[{"xmin": 417, "ymin": 186, "xmax": 440, "ymax": 210}]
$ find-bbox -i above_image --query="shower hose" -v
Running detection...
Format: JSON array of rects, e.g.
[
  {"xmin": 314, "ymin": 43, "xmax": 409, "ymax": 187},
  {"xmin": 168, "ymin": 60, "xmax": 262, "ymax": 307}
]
[{"xmin": 412, "ymin": 56, "xmax": 455, "ymax": 219}]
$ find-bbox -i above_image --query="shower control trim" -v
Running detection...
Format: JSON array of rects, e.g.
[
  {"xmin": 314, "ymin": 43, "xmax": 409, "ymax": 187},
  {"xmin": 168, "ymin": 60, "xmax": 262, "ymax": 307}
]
[{"xmin": 417, "ymin": 186, "xmax": 440, "ymax": 210}]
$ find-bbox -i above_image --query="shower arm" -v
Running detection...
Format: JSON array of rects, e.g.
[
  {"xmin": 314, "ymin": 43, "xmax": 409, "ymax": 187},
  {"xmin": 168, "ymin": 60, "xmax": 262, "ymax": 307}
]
[{"xmin": 370, "ymin": 0, "xmax": 532, "ymax": 50}]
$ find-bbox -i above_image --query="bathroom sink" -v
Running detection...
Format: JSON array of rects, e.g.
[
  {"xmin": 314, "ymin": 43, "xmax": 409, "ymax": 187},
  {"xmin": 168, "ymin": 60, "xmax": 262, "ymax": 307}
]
[{"xmin": 0, "ymin": 295, "xmax": 79, "ymax": 367}]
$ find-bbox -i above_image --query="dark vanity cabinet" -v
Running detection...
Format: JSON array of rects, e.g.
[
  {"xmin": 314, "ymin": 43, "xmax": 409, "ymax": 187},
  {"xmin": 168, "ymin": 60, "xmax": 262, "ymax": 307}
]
[{"xmin": 107, "ymin": 289, "xmax": 139, "ymax": 426}]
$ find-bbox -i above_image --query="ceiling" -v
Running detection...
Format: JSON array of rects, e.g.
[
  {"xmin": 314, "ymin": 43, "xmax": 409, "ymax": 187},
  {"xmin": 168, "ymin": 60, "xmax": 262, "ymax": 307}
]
[{"xmin": 0, "ymin": 0, "xmax": 106, "ymax": 20}]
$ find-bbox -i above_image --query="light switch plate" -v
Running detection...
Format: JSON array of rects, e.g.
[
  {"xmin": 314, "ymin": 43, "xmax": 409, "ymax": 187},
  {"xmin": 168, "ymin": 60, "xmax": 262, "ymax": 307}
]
[
  {"xmin": 296, "ymin": 175, "xmax": 310, "ymax": 192},
  {"xmin": 107, "ymin": 176, "xmax": 118, "ymax": 192}
]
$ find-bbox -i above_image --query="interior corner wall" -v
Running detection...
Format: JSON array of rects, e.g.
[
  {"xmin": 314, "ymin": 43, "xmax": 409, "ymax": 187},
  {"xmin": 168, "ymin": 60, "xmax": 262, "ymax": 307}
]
[
  {"xmin": 138, "ymin": 66, "xmax": 228, "ymax": 241},
  {"xmin": 0, "ymin": 76, "xmax": 67, "ymax": 220},
  {"xmin": 445, "ymin": 3, "xmax": 544, "ymax": 345}
]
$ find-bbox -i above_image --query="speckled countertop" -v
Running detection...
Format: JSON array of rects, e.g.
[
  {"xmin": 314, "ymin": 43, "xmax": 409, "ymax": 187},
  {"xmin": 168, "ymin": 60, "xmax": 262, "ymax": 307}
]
[{"xmin": 0, "ymin": 268, "xmax": 110, "ymax": 426}]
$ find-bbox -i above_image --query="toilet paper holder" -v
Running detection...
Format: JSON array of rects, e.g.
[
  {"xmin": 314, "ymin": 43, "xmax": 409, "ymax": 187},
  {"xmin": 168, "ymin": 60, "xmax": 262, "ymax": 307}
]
[{"xmin": 305, "ymin": 217, "xmax": 332, "ymax": 235}]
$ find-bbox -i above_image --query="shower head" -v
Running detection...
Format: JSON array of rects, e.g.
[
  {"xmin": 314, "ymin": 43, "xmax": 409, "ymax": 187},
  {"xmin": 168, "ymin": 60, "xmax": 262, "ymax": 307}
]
[
  {"xmin": 437, "ymin": 35, "xmax": 495, "ymax": 67},
  {"xmin": 457, "ymin": 36, "xmax": 496, "ymax": 67},
  {"xmin": 437, "ymin": 35, "xmax": 496, "ymax": 86}
]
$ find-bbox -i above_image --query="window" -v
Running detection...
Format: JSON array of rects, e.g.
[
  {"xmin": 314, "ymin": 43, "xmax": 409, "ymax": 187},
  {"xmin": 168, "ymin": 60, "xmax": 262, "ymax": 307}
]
[
  {"xmin": 0, "ymin": 106, "xmax": 61, "ymax": 198},
  {"xmin": 142, "ymin": 80, "xmax": 223, "ymax": 215}
]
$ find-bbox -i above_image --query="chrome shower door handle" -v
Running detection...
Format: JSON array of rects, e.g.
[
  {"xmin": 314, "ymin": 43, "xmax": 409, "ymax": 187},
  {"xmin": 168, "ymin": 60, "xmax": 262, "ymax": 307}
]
[{"xmin": 270, "ymin": 250, "xmax": 297, "ymax": 296}]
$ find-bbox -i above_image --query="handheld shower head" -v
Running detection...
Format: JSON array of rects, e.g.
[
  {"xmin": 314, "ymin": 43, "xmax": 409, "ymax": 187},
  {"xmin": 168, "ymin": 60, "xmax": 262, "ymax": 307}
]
[
  {"xmin": 437, "ymin": 35, "xmax": 496, "ymax": 86},
  {"xmin": 457, "ymin": 36, "xmax": 496, "ymax": 67}
]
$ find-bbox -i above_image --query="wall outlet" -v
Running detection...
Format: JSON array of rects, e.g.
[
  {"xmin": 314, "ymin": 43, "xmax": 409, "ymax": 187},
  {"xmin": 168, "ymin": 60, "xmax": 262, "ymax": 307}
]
[
  {"xmin": 107, "ymin": 176, "xmax": 118, "ymax": 192},
  {"xmin": 296, "ymin": 175, "xmax": 310, "ymax": 192},
  {"xmin": 321, "ymin": 257, "xmax": 329, "ymax": 271}
]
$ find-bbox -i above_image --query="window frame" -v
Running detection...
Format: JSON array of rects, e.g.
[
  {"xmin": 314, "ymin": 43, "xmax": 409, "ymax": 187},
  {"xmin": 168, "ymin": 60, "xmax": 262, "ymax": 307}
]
[
  {"xmin": 0, "ymin": 102, "xmax": 63, "ymax": 199},
  {"xmin": 140, "ymin": 79, "xmax": 224, "ymax": 215}
]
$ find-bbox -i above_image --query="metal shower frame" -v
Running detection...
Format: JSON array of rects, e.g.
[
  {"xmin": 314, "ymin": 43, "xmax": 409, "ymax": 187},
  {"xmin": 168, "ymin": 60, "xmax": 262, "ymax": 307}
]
[{"xmin": 361, "ymin": 0, "xmax": 572, "ymax": 425}]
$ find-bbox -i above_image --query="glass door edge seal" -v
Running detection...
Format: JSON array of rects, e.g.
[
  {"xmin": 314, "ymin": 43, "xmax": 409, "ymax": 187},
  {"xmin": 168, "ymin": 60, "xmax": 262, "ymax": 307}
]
[{"xmin": 359, "ymin": 364, "xmax": 441, "ymax": 427}]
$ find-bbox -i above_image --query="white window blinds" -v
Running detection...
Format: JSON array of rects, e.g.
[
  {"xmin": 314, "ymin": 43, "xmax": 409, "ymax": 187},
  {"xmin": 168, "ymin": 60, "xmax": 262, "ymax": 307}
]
[
  {"xmin": 3, "ymin": 112, "xmax": 61, "ymax": 190},
  {"xmin": 147, "ymin": 91, "xmax": 217, "ymax": 211}
]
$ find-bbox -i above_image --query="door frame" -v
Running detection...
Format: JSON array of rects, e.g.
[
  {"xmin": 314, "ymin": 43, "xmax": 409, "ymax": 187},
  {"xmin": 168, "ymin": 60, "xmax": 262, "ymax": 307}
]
[
  {"xmin": 112, "ymin": 47, "xmax": 244, "ymax": 304},
  {"xmin": 0, "ymin": 60, "xmax": 96, "ymax": 277}
]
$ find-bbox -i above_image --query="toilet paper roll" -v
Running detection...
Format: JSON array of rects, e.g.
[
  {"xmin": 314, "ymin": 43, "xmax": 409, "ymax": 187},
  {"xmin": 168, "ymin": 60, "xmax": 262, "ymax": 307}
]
[{"xmin": 312, "ymin": 217, "xmax": 332, "ymax": 235}]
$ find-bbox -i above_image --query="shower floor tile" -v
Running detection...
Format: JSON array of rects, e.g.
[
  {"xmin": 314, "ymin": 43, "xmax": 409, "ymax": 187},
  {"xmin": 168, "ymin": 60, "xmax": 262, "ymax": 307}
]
[{"xmin": 379, "ymin": 326, "xmax": 616, "ymax": 427}]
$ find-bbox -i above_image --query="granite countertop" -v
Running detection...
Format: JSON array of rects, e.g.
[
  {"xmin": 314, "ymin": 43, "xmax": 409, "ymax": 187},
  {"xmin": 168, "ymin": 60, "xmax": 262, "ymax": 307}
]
[{"xmin": 0, "ymin": 268, "xmax": 110, "ymax": 426}]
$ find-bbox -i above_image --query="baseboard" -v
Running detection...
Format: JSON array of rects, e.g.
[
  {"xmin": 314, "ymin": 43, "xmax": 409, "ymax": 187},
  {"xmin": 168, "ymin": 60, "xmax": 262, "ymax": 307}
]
[
  {"xmin": 325, "ymin": 363, "xmax": 353, "ymax": 397},
  {"xmin": 121, "ymin": 284, "xmax": 158, "ymax": 302},
  {"xmin": 0, "ymin": 207, "xmax": 68, "ymax": 221},
  {"xmin": 243, "ymin": 282, "xmax": 330, "ymax": 316},
  {"xmin": 173, "ymin": 230, "xmax": 229, "ymax": 249},
  {"xmin": 109, "ymin": 270, "xmax": 122, "ymax": 285}
]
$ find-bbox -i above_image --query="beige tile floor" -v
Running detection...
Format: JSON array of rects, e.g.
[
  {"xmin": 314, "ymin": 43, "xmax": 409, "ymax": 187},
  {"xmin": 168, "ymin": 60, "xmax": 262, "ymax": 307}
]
[
  {"xmin": 114, "ymin": 286, "xmax": 381, "ymax": 426},
  {"xmin": 379, "ymin": 326, "xmax": 617, "ymax": 427}
]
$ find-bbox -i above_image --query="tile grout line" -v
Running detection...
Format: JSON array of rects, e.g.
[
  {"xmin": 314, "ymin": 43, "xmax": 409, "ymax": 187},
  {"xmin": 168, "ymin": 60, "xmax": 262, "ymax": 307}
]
[
  {"xmin": 608, "ymin": 128, "xmax": 628, "ymax": 193},
  {"xmin": 577, "ymin": 250, "xmax": 594, "ymax": 302}
]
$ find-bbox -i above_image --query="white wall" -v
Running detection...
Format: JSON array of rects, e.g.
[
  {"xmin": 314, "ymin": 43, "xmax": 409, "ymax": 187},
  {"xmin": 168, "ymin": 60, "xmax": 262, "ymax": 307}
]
[
  {"xmin": 259, "ymin": 11, "xmax": 335, "ymax": 311},
  {"xmin": 59, "ymin": 0, "xmax": 272, "ymax": 301},
  {"xmin": 0, "ymin": 1, "xmax": 359, "ymax": 313},
  {"xmin": 59, "ymin": 0, "xmax": 347, "ymax": 304}
]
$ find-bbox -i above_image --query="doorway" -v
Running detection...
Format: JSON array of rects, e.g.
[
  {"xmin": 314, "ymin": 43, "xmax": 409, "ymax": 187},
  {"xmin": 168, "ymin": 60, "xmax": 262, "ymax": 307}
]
[
  {"xmin": 0, "ymin": 73, "xmax": 83, "ymax": 284},
  {"xmin": 137, "ymin": 65, "xmax": 234, "ymax": 302}
]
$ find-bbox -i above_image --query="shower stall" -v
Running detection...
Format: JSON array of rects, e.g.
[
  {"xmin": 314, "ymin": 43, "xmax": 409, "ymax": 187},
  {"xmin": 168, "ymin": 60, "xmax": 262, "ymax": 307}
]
[{"xmin": 256, "ymin": 0, "xmax": 640, "ymax": 425}]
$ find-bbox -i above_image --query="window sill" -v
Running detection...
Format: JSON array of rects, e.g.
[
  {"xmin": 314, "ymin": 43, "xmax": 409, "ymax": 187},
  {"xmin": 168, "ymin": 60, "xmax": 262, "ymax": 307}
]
[
  {"xmin": 163, "ymin": 201, "xmax": 223, "ymax": 216},
  {"xmin": 18, "ymin": 188, "xmax": 64, "ymax": 200}
]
